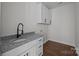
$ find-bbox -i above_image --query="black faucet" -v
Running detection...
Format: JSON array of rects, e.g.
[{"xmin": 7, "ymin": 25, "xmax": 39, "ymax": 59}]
[{"xmin": 17, "ymin": 23, "xmax": 24, "ymax": 38}]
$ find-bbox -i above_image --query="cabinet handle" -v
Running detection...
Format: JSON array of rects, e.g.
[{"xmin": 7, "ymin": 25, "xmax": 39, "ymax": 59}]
[
  {"xmin": 39, "ymin": 45, "xmax": 42, "ymax": 48},
  {"xmin": 39, "ymin": 39, "xmax": 41, "ymax": 41},
  {"xmin": 45, "ymin": 18, "xmax": 46, "ymax": 23},
  {"xmin": 39, "ymin": 52, "xmax": 42, "ymax": 56},
  {"xmin": 26, "ymin": 53, "xmax": 28, "ymax": 56},
  {"xmin": 24, "ymin": 55, "xmax": 26, "ymax": 56}
]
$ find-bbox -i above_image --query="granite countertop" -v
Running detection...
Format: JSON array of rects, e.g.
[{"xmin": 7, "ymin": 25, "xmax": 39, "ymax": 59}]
[{"xmin": 0, "ymin": 32, "xmax": 43, "ymax": 56}]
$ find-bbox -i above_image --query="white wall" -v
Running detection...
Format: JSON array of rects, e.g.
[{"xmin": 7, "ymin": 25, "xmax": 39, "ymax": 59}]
[
  {"xmin": 1, "ymin": 2, "xmax": 77, "ymax": 46},
  {"xmin": 1, "ymin": 2, "xmax": 41, "ymax": 36},
  {"xmin": 0, "ymin": 2, "xmax": 1, "ymax": 36},
  {"xmin": 48, "ymin": 4, "xmax": 76, "ymax": 46},
  {"xmin": 75, "ymin": 3, "xmax": 79, "ymax": 47}
]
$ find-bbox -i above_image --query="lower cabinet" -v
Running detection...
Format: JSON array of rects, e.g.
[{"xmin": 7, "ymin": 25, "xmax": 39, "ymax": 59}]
[
  {"xmin": 2, "ymin": 37, "xmax": 43, "ymax": 56},
  {"xmin": 19, "ymin": 37, "xmax": 43, "ymax": 56},
  {"xmin": 19, "ymin": 47, "xmax": 36, "ymax": 56},
  {"xmin": 19, "ymin": 49, "xmax": 31, "ymax": 56},
  {"xmin": 36, "ymin": 43, "xmax": 43, "ymax": 56}
]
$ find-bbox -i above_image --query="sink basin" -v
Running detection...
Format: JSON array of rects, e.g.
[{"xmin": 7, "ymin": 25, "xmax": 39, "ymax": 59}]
[{"xmin": 13, "ymin": 39, "xmax": 26, "ymax": 43}]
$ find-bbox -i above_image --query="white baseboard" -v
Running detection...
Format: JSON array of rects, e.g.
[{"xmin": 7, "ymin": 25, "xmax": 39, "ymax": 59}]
[{"xmin": 48, "ymin": 39, "xmax": 75, "ymax": 47}]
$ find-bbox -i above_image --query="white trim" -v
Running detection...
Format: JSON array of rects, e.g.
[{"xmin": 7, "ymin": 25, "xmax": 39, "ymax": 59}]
[{"xmin": 48, "ymin": 39, "xmax": 75, "ymax": 47}]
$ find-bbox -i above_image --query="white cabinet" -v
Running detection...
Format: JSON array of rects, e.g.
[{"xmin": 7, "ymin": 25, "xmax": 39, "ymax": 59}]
[
  {"xmin": 2, "ymin": 37, "xmax": 43, "ymax": 56},
  {"xmin": 19, "ymin": 37, "xmax": 43, "ymax": 56},
  {"xmin": 19, "ymin": 49, "xmax": 30, "ymax": 56},
  {"xmin": 38, "ymin": 3, "xmax": 51, "ymax": 25},
  {"xmin": 20, "ymin": 37, "xmax": 43, "ymax": 56},
  {"xmin": 41, "ymin": 4, "xmax": 50, "ymax": 24},
  {"xmin": 19, "ymin": 47, "xmax": 35, "ymax": 56},
  {"xmin": 36, "ymin": 37, "xmax": 43, "ymax": 56},
  {"xmin": 36, "ymin": 44, "xmax": 43, "ymax": 56}
]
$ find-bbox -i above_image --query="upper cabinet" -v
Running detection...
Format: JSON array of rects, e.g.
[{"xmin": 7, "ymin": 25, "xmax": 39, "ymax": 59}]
[{"xmin": 37, "ymin": 3, "xmax": 51, "ymax": 25}]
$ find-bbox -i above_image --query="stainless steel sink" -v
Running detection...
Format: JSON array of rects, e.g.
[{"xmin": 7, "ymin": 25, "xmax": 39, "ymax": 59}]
[{"xmin": 13, "ymin": 39, "xmax": 26, "ymax": 43}]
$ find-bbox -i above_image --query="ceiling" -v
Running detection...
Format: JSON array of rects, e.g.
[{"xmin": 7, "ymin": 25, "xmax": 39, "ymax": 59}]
[{"xmin": 42, "ymin": 2, "xmax": 75, "ymax": 9}]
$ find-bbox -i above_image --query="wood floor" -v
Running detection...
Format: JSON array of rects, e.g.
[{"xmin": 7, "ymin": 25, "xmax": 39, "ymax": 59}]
[{"xmin": 43, "ymin": 40, "xmax": 77, "ymax": 56}]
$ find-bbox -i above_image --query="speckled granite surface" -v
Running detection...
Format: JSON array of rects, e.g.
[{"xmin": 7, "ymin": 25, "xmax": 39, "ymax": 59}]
[{"xmin": 0, "ymin": 32, "xmax": 42, "ymax": 56}]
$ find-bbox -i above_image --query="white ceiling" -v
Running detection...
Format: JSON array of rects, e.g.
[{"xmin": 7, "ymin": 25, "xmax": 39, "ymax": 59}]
[{"xmin": 42, "ymin": 2, "xmax": 75, "ymax": 9}]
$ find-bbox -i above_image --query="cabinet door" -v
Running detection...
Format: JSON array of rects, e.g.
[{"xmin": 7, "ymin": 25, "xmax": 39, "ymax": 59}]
[
  {"xmin": 29, "ymin": 46, "xmax": 36, "ymax": 56},
  {"xmin": 37, "ymin": 44, "xmax": 43, "ymax": 56},
  {"xmin": 42, "ymin": 4, "xmax": 50, "ymax": 24},
  {"xmin": 45, "ymin": 6, "xmax": 51, "ymax": 24},
  {"xmin": 19, "ymin": 49, "xmax": 30, "ymax": 56},
  {"xmin": 19, "ymin": 46, "xmax": 36, "ymax": 56},
  {"xmin": 41, "ymin": 4, "xmax": 46, "ymax": 23}
]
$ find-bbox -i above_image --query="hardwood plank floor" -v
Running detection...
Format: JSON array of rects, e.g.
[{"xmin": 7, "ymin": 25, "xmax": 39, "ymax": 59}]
[{"xmin": 43, "ymin": 40, "xmax": 77, "ymax": 56}]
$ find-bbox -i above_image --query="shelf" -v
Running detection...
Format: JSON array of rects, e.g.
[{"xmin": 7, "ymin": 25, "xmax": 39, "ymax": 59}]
[{"xmin": 38, "ymin": 23, "xmax": 50, "ymax": 25}]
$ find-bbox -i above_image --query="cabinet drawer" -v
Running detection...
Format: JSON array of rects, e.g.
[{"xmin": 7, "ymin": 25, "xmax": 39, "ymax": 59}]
[
  {"xmin": 36, "ymin": 44, "xmax": 43, "ymax": 56},
  {"xmin": 37, "ymin": 37, "xmax": 43, "ymax": 44},
  {"xmin": 38, "ymin": 46, "xmax": 43, "ymax": 56}
]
